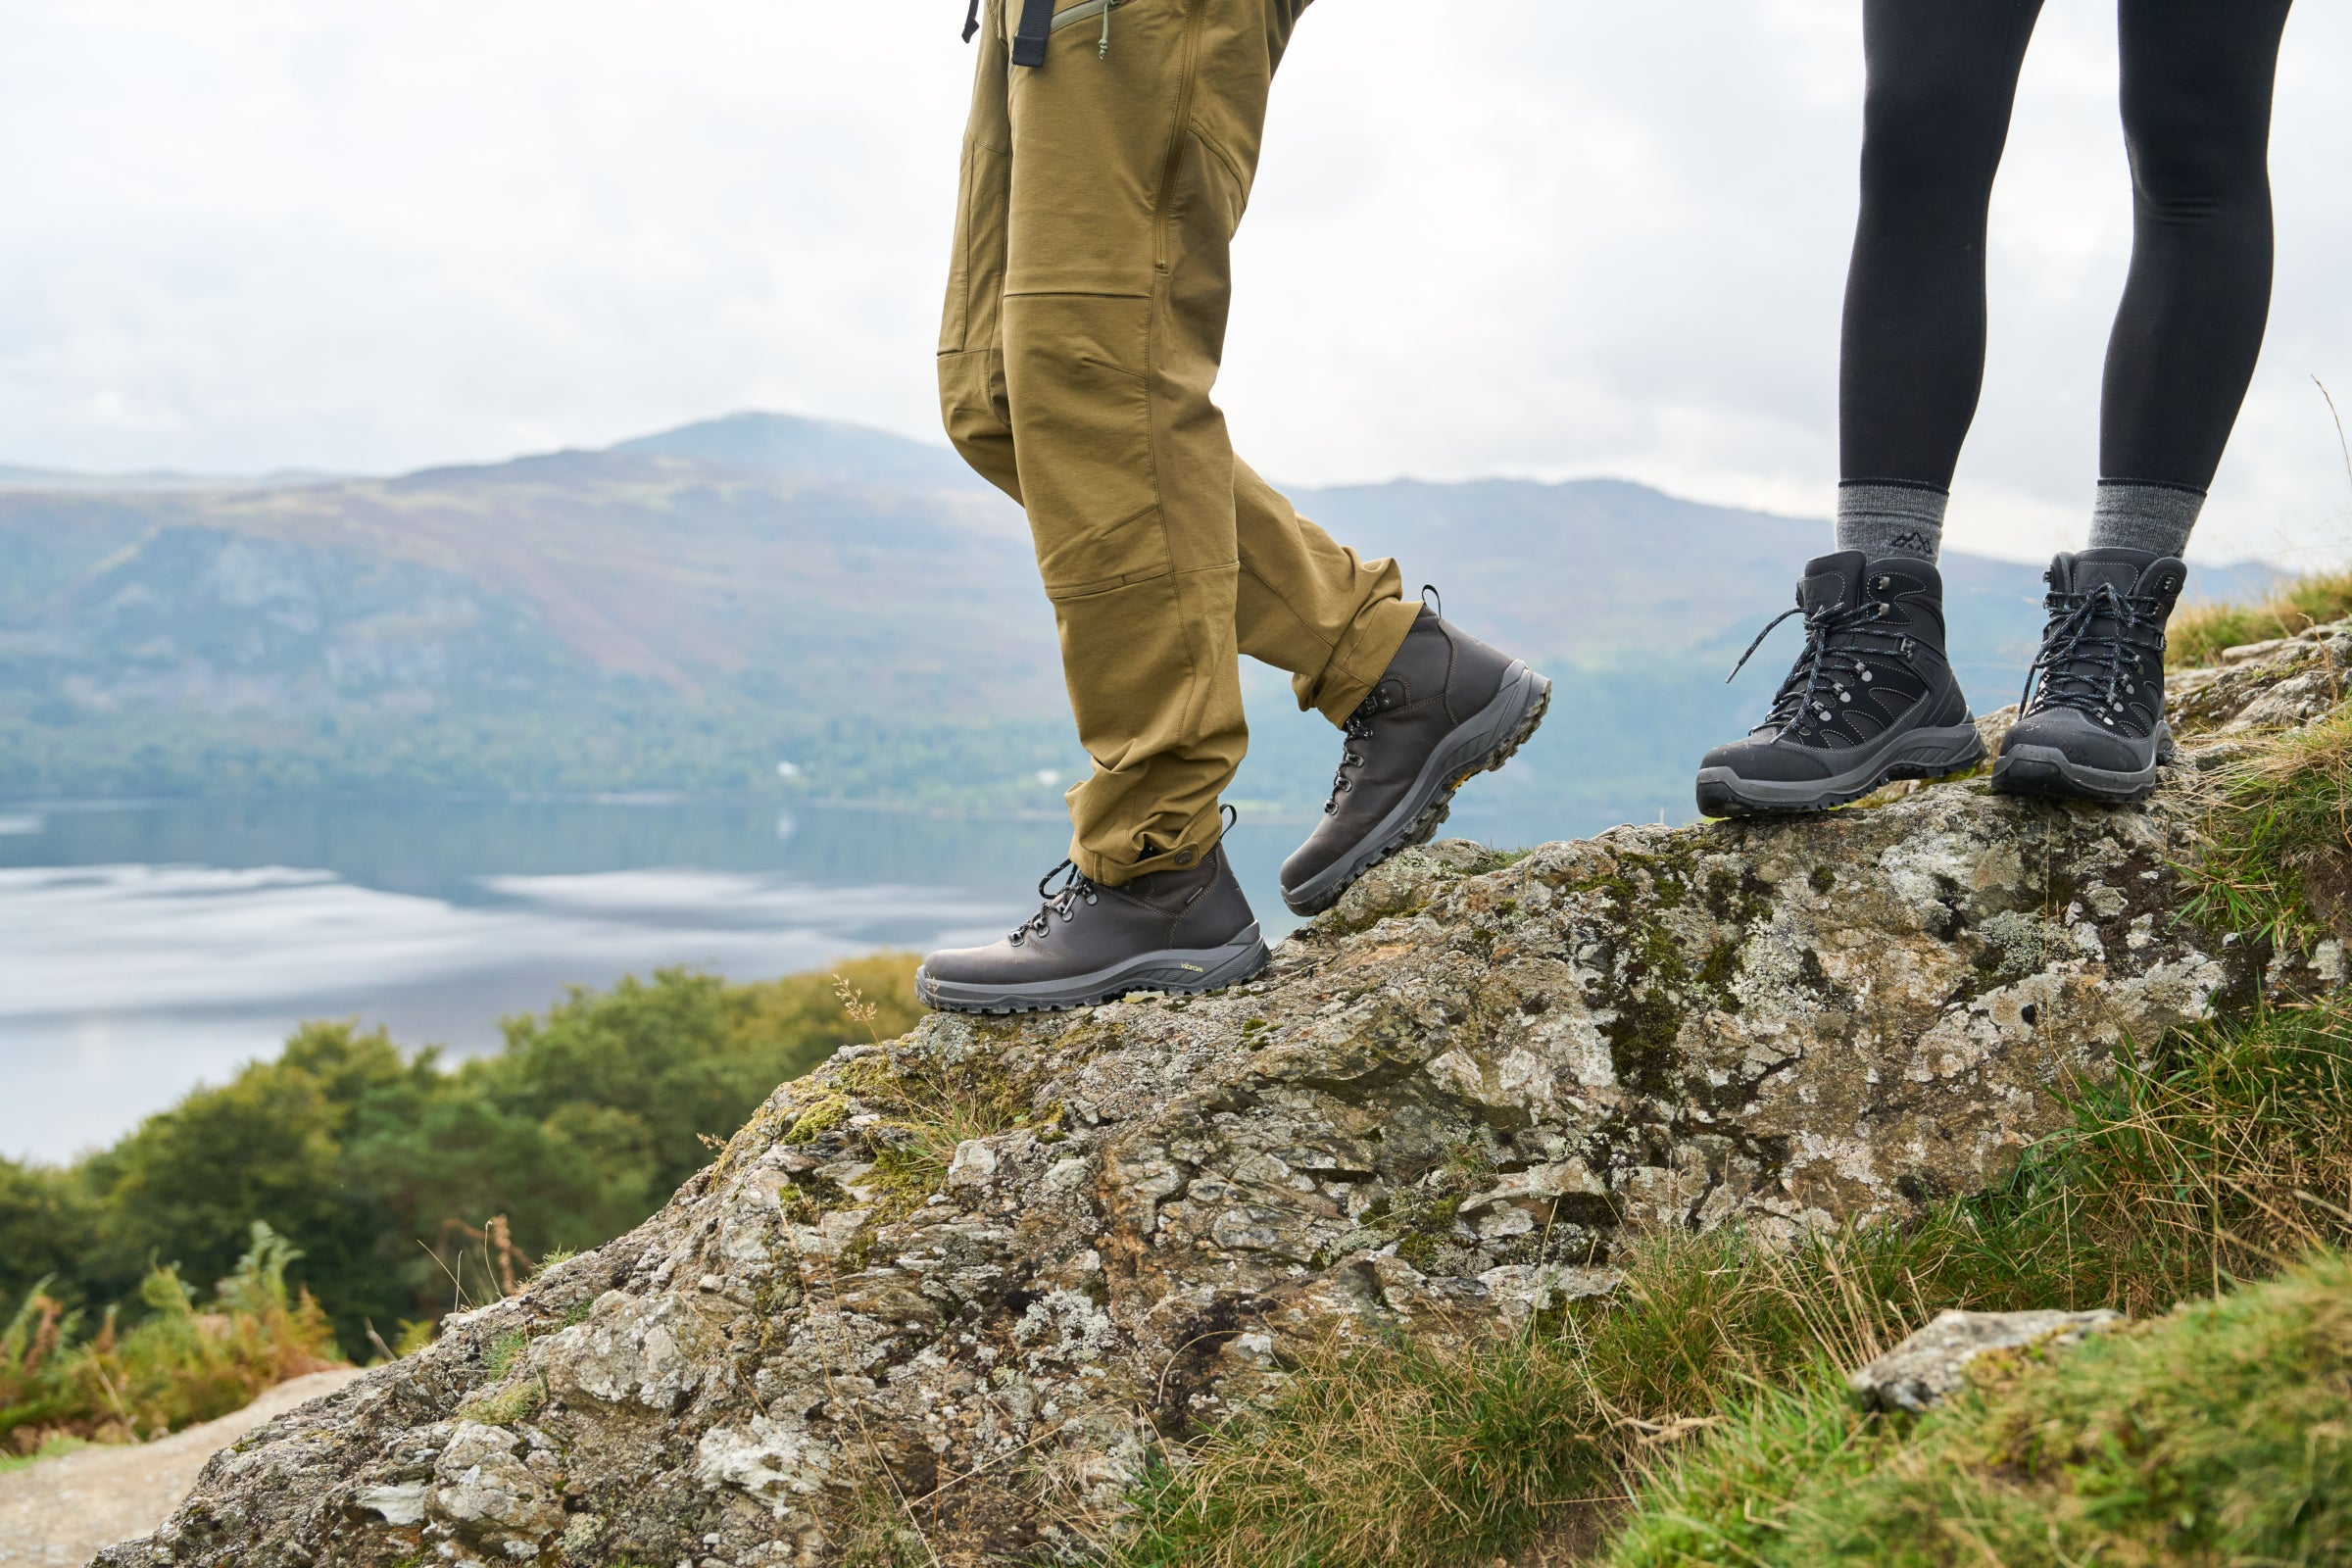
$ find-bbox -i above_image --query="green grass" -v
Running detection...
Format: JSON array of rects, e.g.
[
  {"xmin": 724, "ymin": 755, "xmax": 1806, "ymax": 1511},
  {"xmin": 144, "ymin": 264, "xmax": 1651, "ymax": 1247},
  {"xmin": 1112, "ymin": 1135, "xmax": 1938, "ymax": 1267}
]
[
  {"xmin": 1110, "ymin": 998, "xmax": 2352, "ymax": 1568},
  {"xmin": 0, "ymin": 1433, "xmax": 86, "ymax": 1475},
  {"xmin": 2168, "ymin": 564, "xmax": 2352, "ymax": 670},
  {"xmin": 2188, "ymin": 701, "xmax": 2352, "ymax": 956},
  {"xmin": 1609, "ymin": 1250, "xmax": 2352, "ymax": 1567}
]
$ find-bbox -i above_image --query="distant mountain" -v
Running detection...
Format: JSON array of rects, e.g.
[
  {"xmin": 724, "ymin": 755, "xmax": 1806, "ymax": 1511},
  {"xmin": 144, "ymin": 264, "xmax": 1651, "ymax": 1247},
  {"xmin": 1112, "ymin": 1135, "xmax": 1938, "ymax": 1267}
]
[
  {"xmin": 610, "ymin": 412, "xmax": 991, "ymax": 492},
  {"xmin": 0, "ymin": 412, "xmax": 2284, "ymax": 824},
  {"xmin": 0, "ymin": 465, "xmax": 344, "ymax": 493}
]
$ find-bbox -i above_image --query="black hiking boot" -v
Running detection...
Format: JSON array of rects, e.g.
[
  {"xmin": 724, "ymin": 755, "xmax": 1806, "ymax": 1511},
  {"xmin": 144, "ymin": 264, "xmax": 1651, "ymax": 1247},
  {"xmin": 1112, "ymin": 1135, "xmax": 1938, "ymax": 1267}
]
[
  {"xmin": 1694, "ymin": 551, "xmax": 1985, "ymax": 816},
  {"xmin": 1280, "ymin": 593, "xmax": 1550, "ymax": 916},
  {"xmin": 916, "ymin": 842, "xmax": 1269, "ymax": 1013},
  {"xmin": 1990, "ymin": 547, "xmax": 2183, "ymax": 805}
]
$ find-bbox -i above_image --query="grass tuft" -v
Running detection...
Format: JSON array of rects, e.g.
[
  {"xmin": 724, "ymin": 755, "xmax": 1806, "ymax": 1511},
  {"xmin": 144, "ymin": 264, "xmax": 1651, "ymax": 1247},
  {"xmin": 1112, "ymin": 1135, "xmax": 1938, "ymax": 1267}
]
[
  {"xmin": 1611, "ymin": 1250, "xmax": 2352, "ymax": 1567},
  {"xmin": 835, "ymin": 1053, "xmax": 1057, "ymax": 1226},
  {"xmin": 2187, "ymin": 701, "xmax": 2352, "ymax": 955},
  {"xmin": 2168, "ymin": 564, "xmax": 2352, "ymax": 669}
]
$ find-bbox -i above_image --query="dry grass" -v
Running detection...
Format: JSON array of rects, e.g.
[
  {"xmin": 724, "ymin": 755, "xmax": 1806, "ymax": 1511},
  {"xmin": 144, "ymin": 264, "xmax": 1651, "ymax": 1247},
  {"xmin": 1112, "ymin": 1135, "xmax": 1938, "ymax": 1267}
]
[{"xmin": 2168, "ymin": 564, "xmax": 2352, "ymax": 669}]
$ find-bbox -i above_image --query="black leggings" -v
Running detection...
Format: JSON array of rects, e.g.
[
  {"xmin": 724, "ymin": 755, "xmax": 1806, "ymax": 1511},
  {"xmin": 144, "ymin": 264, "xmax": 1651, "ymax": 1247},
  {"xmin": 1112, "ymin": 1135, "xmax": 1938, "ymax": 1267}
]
[{"xmin": 1840, "ymin": 0, "xmax": 2293, "ymax": 493}]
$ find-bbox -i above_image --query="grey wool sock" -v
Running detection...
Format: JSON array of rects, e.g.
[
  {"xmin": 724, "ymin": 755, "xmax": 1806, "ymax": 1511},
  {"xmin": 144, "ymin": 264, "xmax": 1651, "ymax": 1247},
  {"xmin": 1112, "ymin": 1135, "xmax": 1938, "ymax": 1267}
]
[
  {"xmin": 1836, "ymin": 481, "xmax": 1947, "ymax": 563},
  {"xmin": 2088, "ymin": 479, "xmax": 2203, "ymax": 559}
]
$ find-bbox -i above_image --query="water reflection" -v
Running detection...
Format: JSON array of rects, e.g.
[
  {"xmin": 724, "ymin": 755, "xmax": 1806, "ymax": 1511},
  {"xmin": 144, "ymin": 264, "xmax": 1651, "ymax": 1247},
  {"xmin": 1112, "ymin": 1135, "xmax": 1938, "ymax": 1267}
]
[{"xmin": 0, "ymin": 794, "xmax": 1575, "ymax": 1163}]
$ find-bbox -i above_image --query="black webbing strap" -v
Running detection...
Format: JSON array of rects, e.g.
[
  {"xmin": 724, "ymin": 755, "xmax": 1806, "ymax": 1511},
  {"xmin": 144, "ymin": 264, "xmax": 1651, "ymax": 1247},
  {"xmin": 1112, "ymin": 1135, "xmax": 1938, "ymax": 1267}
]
[
  {"xmin": 962, "ymin": 0, "xmax": 981, "ymax": 41},
  {"xmin": 1009, "ymin": 0, "xmax": 1054, "ymax": 66}
]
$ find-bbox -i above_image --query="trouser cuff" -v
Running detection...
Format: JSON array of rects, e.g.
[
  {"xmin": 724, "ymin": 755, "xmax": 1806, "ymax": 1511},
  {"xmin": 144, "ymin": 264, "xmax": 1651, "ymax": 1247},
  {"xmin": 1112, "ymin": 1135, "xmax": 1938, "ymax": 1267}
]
[
  {"xmin": 1070, "ymin": 803, "xmax": 1226, "ymax": 888},
  {"xmin": 1303, "ymin": 594, "xmax": 1422, "ymax": 726}
]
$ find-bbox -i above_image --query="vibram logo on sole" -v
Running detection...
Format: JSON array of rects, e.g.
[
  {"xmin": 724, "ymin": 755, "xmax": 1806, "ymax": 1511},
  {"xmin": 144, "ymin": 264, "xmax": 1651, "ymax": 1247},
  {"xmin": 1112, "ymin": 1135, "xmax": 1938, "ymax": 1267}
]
[{"xmin": 1179, "ymin": 962, "xmax": 1203, "ymax": 971}]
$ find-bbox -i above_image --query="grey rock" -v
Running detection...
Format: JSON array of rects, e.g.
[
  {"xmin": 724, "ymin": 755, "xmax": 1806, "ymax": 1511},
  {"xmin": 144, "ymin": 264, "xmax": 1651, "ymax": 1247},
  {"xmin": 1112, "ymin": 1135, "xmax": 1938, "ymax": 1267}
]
[
  {"xmin": 1848, "ymin": 1307, "xmax": 2123, "ymax": 1412},
  {"xmin": 97, "ymin": 625, "xmax": 2348, "ymax": 1566}
]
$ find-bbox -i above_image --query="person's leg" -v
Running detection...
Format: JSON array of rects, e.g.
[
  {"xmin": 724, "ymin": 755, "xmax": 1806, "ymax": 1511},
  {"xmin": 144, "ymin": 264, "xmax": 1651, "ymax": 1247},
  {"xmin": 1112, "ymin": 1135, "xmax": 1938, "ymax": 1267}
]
[
  {"xmin": 2090, "ymin": 0, "xmax": 2293, "ymax": 556},
  {"xmin": 1695, "ymin": 1, "xmax": 2040, "ymax": 817},
  {"xmin": 1994, "ymin": 0, "xmax": 2292, "ymax": 806},
  {"xmin": 1838, "ymin": 0, "xmax": 2044, "ymax": 563},
  {"xmin": 995, "ymin": 0, "xmax": 1315, "ymax": 889},
  {"xmin": 917, "ymin": 0, "xmax": 1316, "ymax": 1011},
  {"xmin": 935, "ymin": 36, "xmax": 1413, "ymax": 728},
  {"xmin": 1232, "ymin": 461, "xmax": 1420, "ymax": 725}
]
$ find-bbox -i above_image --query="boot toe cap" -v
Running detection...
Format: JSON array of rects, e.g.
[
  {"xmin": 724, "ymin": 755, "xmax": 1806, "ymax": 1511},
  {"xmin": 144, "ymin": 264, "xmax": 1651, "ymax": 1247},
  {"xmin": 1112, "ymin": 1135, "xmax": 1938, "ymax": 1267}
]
[
  {"xmin": 918, "ymin": 940, "xmax": 1018, "ymax": 989},
  {"xmin": 2000, "ymin": 708, "xmax": 2150, "ymax": 773},
  {"xmin": 1278, "ymin": 825, "xmax": 1343, "ymax": 896},
  {"xmin": 1699, "ymin": 734, "xmax": 1838, "ymax": 783}
]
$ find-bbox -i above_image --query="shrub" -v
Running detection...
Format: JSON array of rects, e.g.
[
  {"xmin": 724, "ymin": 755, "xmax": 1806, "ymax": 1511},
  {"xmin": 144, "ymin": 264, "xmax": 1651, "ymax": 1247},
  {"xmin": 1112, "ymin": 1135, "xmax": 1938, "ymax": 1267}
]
[
  {"xmin": 1, "ymin": 1221, "xmax": 339, "ymax": 1455},
  {"xmin": 0, "ymin": 956, "xmax": 925, "ymax": 1357}
]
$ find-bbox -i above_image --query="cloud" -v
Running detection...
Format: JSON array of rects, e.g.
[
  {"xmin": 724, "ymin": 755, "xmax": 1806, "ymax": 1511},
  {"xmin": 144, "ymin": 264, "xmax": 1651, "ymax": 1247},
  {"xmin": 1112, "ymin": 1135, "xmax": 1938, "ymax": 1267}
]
[{"xmin": 1, "ymin": 0, "xmax": 2345, "ymax": 566}]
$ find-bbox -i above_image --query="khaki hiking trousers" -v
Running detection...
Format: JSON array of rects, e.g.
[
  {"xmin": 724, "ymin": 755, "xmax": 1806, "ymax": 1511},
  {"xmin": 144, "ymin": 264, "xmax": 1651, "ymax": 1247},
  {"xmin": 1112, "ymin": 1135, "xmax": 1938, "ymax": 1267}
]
[{"xmin": 938, "ymin": 0, "xmax": 1420, "ymax": 887}]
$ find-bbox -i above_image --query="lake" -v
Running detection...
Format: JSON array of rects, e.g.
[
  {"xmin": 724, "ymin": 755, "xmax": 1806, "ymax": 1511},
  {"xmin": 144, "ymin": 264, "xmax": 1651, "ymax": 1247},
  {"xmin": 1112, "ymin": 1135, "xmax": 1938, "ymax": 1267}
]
[{"xmin": 0, "ymin": 791, "xmax": 1596, "ymax": 1164}]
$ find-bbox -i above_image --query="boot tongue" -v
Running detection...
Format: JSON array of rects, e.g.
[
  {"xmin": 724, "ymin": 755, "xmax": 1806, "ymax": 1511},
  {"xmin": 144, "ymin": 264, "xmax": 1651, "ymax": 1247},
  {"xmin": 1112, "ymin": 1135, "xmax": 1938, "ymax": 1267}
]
[
  {"xmin": 2070, "ymin": 546, "xmax": 2164, "ymax": 597},
  {"xmin": 1796, "ymin": 551, "xmax": 1868, "ymax": 616}
]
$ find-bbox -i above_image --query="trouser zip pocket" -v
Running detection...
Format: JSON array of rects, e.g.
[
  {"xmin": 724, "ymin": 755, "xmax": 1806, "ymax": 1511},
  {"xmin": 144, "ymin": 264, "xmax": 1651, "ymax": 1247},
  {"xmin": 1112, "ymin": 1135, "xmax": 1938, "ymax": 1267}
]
[{"xmin": 1051, "ymin": 0, "xmax": 1129, "ymax": 57}]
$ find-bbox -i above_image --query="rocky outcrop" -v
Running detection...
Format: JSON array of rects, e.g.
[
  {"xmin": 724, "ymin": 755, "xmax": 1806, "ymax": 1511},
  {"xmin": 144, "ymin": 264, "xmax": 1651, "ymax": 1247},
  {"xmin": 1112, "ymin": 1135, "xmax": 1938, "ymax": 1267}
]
[
  {"xmin": 102, "ymin": 625, "xmax": 2347, "ymax": 1568},
  {"xmin": 1847, "ymin": 1308, "xmax": 2123, "ymax": 1413}
]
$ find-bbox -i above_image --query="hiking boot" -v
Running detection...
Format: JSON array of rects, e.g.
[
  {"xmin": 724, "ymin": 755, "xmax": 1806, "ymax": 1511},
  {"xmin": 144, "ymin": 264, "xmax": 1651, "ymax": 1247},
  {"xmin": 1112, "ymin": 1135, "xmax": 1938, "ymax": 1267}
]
[
  {"xmin": 1695, "ymin": 551, "xmax": 1985, "ymax": 816},
  {"xmin": 916, "ymin": 842, "xmax": 1269, "ymax": 1013},
  {"xmin": 1280, "ymin": 594, "xmax": 1550, "ymax": 916},
  {"xmin": 1990, "ymin": 547, "xmax": 2183, "ymax": 805}
]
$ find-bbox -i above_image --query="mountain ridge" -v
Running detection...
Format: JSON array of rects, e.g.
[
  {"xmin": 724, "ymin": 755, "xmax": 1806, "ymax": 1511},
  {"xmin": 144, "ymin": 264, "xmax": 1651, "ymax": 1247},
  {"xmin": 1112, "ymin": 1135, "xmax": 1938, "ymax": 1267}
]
[{"xmin": 0, "ymin": 413, "xmax": 2282, "ymax": 821}]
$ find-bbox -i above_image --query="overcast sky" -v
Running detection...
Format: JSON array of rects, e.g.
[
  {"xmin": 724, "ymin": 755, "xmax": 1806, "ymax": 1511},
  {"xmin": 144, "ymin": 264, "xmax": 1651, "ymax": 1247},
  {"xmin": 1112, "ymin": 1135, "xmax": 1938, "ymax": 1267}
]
[{"xmin": 3, "ymin": 1, "xmax": 2346, "ymax": 567}]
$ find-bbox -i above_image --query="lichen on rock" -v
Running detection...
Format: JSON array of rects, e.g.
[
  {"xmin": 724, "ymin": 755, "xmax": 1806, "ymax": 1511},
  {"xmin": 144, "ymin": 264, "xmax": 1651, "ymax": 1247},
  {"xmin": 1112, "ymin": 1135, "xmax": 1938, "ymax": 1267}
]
[{"xmin": 99, "ymin": 627, "xmax": 2349, "ymax": 1568}]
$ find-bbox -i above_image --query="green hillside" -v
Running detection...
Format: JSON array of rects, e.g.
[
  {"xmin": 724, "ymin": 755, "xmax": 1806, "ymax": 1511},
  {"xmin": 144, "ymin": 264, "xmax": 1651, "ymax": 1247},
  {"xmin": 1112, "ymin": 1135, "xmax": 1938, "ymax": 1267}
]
[{"xmin": 0, "ymin": 414, "xmax": 2278, "ymax": 817}]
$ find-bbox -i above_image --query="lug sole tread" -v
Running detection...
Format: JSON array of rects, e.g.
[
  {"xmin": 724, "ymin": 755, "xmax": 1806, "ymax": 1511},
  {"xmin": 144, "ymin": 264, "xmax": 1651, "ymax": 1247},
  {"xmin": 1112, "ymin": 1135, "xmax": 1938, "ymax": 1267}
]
[
  {"xmin": 919, "ymin": 946, "xmax": 1273, "ymax": 1016},
  {"xmin": 1696, "ymin": 738, "xmax": 1989, "ymax": 819}
]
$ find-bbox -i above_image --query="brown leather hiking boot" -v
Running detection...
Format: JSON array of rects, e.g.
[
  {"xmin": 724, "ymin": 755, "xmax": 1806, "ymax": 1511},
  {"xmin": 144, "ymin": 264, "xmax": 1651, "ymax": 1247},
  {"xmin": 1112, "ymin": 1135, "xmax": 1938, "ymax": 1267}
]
[
  {"xmin": 1279, "ymin": 595, "xmax": 1550, "ymax": 916},
  {"xmin": 916, "ymin": 843, "xmax": 1268, "ymax": 1013}
]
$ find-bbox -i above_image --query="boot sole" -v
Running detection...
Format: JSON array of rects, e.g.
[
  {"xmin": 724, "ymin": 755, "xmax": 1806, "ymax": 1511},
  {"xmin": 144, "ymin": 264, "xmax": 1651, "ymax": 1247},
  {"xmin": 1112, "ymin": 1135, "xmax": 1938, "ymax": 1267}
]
[
  {"xmin": 1281, "ymin": 662, "xmax": 1552, "ymax": 916},
  {"xmin": 914, "ymin": 925, "xmax": 1272, "ymax": 1014},
  {"xmin": 1693, "ymin": 723, "xmax": 1986, "ymax": 818},
  {"xmin": 1988, "ymin": 727, "xmax": 2173, "ymax": 806}
]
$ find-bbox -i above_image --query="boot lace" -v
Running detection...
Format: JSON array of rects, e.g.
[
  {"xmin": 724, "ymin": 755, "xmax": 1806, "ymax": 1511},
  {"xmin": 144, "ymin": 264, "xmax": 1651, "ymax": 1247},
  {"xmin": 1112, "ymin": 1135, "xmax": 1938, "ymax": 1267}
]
[
  {"xmin": 2018, "ymin": 579, "xmax": 2168, "ymax": 732},
  {"xmin": 1007, "ymin": 860, "xmax": 1099, "ymax": 945},
  {"xmin": 1726, "ymin": 586, "xmax": 1917, "ymax": 742},
  {"xmin": 1323, "ymin": 703, "xmax": 1378, "ymax": 815}
]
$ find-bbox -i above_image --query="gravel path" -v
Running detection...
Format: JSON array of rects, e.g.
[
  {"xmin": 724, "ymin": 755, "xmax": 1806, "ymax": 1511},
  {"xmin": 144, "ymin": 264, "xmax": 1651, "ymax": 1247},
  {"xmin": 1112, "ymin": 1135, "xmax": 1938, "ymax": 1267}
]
[{"xmin": 0, "ymin": 1370, "xmax": 364, "ymax": 1568}]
